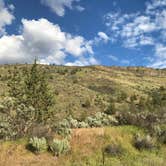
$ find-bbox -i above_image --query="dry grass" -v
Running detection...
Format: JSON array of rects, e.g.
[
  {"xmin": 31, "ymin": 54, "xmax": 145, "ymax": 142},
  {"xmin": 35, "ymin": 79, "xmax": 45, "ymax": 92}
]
[{"xmin": 0, "ymin": 126, "xmax": 165, "ymax": 166}]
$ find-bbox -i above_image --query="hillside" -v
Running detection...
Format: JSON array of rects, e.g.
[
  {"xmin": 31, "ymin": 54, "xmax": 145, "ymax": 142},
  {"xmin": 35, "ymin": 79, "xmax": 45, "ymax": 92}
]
[
  {"xmin": 0, "ymin": 65, "xmax": 166, "ymax": 119},
  {"xmin": 0, "ymin": 65, "xmax": 166, "ymax": 166},
  {"xmin": 0, "ymin": 126, "xmax": 166, "ymax": 166}
]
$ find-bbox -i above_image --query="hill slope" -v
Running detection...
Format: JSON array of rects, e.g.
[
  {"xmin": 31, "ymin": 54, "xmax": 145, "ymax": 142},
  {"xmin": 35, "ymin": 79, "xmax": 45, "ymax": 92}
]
[{"xmin": 0, "ymin": 65, "xmax": 165, "ymax": 119}]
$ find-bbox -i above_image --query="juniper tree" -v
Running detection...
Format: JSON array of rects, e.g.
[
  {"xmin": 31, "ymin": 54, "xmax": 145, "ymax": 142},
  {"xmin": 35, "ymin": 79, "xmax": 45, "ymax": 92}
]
[
  {"xmin": 8, "ymin": 60, "xmax": 54, "ymax": 123},
  {"xmin": 24, "ymin": 59, "xmax": 54, "ymax": 122}
]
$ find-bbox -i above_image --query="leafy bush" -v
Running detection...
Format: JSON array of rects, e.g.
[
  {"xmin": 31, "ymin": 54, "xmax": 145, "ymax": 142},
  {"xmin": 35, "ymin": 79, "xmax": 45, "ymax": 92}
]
[
  {"xmin": 29, "ymin": 137, "xmax": 48, "ymax": 154},
  {"xmin": 133, "ymin": 134, "xmax": 155, "ymax": 150},
  {"xmin": 49, "ymin": 138, "xmax": 70, "ymax": 156}
]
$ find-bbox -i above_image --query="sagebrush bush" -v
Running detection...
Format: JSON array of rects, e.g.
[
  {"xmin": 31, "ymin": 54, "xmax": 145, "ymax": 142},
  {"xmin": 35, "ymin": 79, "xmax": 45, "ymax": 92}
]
[
  {"xmin": 54, "ymin": 121, "xmax": 72, "ymax": 138},
  {"xmin": 78, "ymin": 121, "xmax": 89, "ymax": 128},
  {"xmin": 29, "ymin": 137, "xmax": 48, "ymax": 154},
  {"xmin": 85, "ymin": 112, "xmax": 118, "ymax": 127},
  {"xmin": 66, "ymin": 116, "xmax": 79, "ymax": 128},
  {"xmin": 104, "ymin": 144, "xmax": 123, "ymax": 156},
  {"xmin": 133, "ymin": 134, "xmax": 155, "ymax": 150},
  {"xmin": 158, "ymin": 130, "xmax": 166, "ymax": 144},
  {"xmin": 0, "ymin": 116, "xmax": 17, "ymax": 140},
  {"xmin": 49, "ymin": 138, "xmax": 70, "ymax": 156}
]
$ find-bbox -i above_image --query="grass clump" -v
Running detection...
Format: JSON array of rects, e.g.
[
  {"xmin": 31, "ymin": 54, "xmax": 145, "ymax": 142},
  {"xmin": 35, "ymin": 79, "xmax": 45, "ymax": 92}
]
[
  {"xmin": 133, "ymin": 133, "xmax": 155, "ymax": 151},
  {"xmin": 28, "ymin": 137, "xmax": 48, "ymax": 154},
  {"xmin": 104, "ymin": 144, "xmax": 123, "ymax": 156},
  {"xmin": 49, "ymin": 138, "xmax": 70, "ymax": 156}
]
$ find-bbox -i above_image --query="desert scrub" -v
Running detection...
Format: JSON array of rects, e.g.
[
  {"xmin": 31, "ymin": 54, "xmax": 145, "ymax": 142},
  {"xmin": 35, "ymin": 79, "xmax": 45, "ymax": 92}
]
[
  {"xmin": 28, "ymin": 137, "xmax": 48, "ymax": 154},
  {"xmin": 133, "ymin": 133, "xmax": 155, "ymax": 150},
  {"xmin": 49, "ymin": 138, "xmax": 70, "ymax": 156}
]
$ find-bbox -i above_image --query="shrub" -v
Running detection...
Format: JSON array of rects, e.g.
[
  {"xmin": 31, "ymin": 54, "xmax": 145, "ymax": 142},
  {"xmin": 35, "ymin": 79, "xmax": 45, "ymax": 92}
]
[
  {"xmin": 104, "ymin": 144, "xmax": 123, "ymax": 156},
  {"xmin": 54, "ymin": 120, "xmax": 72, "ymax": 138},
  {"xmin": 66, "ymin": 116, "xmax": 79, "ymax": 128},
  {"xmin": 29, "ymin": 137, "xmax": 48, "ymax": 154},
  {"xmin": 49, "ymin": 138, "xmax": 70, "ymax": 156},
  {"xmin": 133, "ymin": 134, "xmax": 155, "ymax": 150},
  {"xmin": 85, "ymin": 112, "xmax": 118, "ymax": 127},
  {"xmin": 0, "ymin": 116, "xmax": 17, "ymax": 140},
  {"xmin": 104, "ymin": 102, "xmax": 116, "ymax": 115},
  {"xmin": 78, "ymin": 121, "xmax": 89, "ymax": 128},
  {"xmin": 155, "ymin": 126, "xmax": 166, "ymax": 144}
]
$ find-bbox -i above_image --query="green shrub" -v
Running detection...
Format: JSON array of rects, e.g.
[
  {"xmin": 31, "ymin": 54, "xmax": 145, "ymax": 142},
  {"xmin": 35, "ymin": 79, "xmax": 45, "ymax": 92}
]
[
  {"xmin": 104, "ymin": 102, "xmax": 116, "ymax": 115},
  {"xmin": 29, "ymin": 137, "xmax": 48, "ymax": 154},
  {"xmin": 133, "ymin": 134, "xmax": 155, "ymax": 150},
  {"xmin": 49, "ymin": 138, "xmax": 70, "ymax": 156}
]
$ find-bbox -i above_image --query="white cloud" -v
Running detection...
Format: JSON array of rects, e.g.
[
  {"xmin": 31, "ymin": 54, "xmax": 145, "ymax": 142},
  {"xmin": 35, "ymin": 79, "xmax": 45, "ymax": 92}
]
[
  {"xmin": 0, "ymin": 0, "xmax": 14, "ymax": 35},
  {"xmin": 146, "ymin": 0, "xmax": 166, "ymax": 14},
  {"xmin": 65, "ymin": 56, "xmax": 99, "ymax": 66},
  {"xmin": 104, "ymin": 0, "xmax": 166, "ymax": 68},
  {"xmin": 149, "ymin": 44, "xmax": 166, "ymax": 68},
  {"xmin": 0, "ymin": 18, "xmax": 98, "ymax": 65},
  {"xmin": 41, "ymin": 0, "xmax": 84, "ymax": 16},
  {"xmin": 75, "ymin": 5, "xmax": 85, "ymax": 12},
  {"xmin": 97, "ymin": 32, "xmax": 109, "ymax": 43},
  {"xmin": 109, "ymin": 55, "xmax": 118, "ymax": 61}
]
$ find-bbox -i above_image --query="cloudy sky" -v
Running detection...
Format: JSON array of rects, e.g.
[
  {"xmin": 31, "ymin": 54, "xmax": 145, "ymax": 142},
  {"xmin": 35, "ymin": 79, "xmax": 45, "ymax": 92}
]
[{"xmin": 0, "ymin": 0, "xmax": 166, "ymax": 68}]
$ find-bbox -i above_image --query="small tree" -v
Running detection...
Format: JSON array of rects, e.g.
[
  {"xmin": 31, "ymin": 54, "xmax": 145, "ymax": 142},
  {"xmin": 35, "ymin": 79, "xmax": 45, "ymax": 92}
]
[
  {"xmin": 8, "ymin": 60, "xmax": 54, "ymax": 123},
  {"xmin": 24, "ymin": 60, "xmax": 54, "ymax": 122}
]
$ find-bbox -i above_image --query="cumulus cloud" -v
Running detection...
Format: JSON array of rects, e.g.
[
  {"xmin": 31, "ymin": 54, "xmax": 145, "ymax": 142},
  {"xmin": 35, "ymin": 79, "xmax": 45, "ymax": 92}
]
[
  {"xmin": 0, "ymin": 0, "xmax": 14, "ymax": 35},
  {"xmin": 0, "ymin": 18, "xmax": 97, "ymax": 65},
  {"xmin": 65, "ymin": 56, "xmax": 99, "ymax": 66},
  {"xmin": 104, "ymin": 0, "xmax": 166, "ymax": 68},
  {"xmin": 150, "ymin": 44, "xmax": 166, "ymax": 68},
  {"xmin": 41, "ymin": 0, "xmax": 84, "ymax": 16}
]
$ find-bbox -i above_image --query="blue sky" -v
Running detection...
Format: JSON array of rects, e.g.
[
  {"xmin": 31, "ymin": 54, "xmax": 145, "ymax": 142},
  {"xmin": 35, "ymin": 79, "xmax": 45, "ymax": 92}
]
[{"xmin": 0, "ymin": 0, "xmax": 166, "ymax": 68}]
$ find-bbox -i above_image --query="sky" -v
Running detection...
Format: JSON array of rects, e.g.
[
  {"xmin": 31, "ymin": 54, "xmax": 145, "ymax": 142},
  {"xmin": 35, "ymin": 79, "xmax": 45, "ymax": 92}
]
[{"xmin": 0, "ymin": 0, "xmax": 166, "ymax": 68}]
